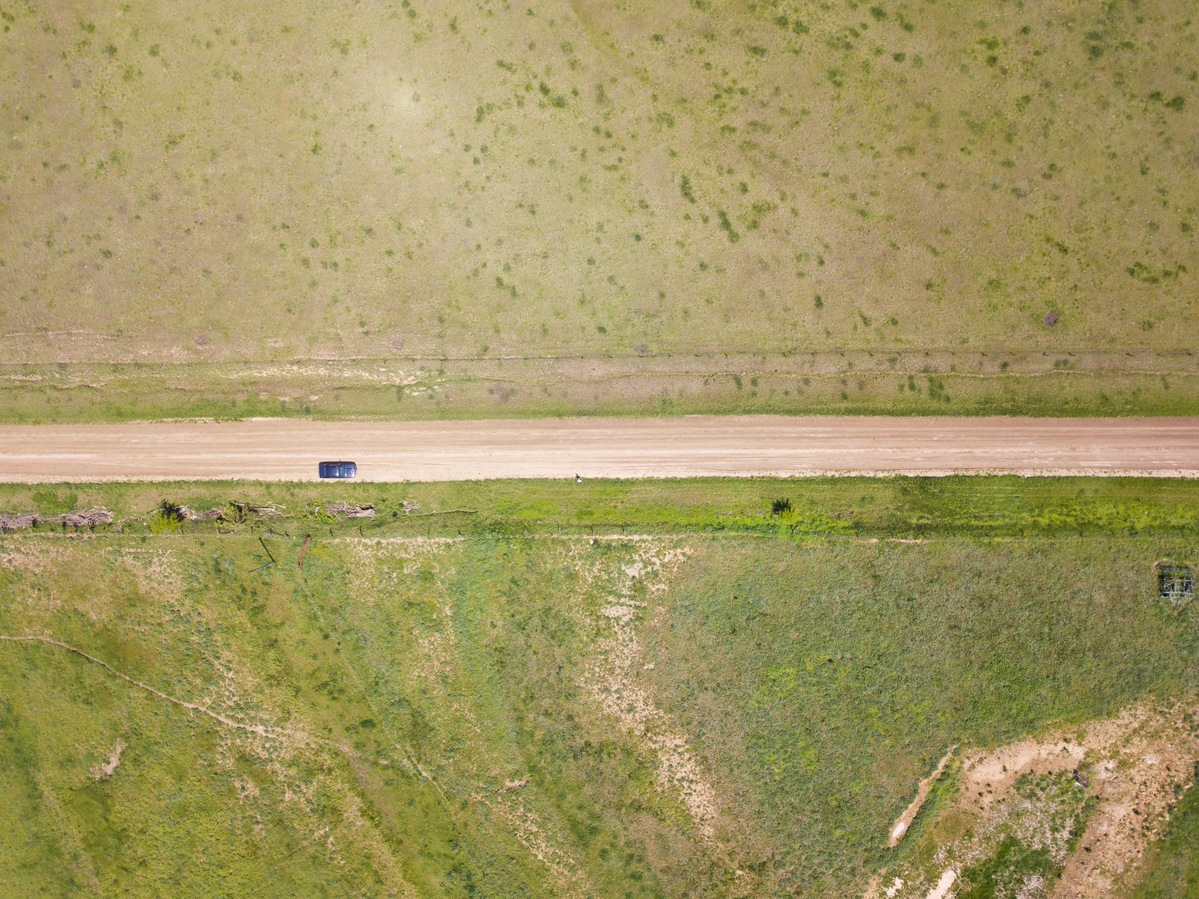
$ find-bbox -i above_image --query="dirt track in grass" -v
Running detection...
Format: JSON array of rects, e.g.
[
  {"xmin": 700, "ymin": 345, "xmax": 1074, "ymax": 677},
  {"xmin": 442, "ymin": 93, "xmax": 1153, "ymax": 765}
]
[{"xmin": 1, "ymin": 415, "xmax": 1198, "ymax": 482}]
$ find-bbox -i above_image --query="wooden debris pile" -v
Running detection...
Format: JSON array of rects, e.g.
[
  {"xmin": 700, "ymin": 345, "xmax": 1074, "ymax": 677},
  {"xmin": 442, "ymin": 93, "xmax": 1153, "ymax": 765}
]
[
  {"xmin": 60, "ymin": 508, "xmax": 114, "ymax": 528},
  {"xmin": 177, "ymin": 506, "xmax": 226, "ymax": 521},
  {"xmin": 229, "ymin": 501, "xmax": 284, "ymax": 520},
  {"xmin": 0, "ymin": 512, "xmax": 39, "ymax": 531},
  {"xmin": 321, "ymin": 502, "xmax": 376, "ymax": 520},
  {"xmin": 0, "ymin": 508, "xmax": 114, "ymax": 531}
]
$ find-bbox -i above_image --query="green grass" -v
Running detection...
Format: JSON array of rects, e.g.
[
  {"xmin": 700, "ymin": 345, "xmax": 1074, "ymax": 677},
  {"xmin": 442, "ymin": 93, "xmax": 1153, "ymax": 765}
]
[
  {"xmin": 5, "ymin": 475, "xmax": 1199, "ymax": 540},
  {"xmin": 1, "ymin": 478, "xmax": 1197, "ymax": 895},
  {"xmin": 1, "ymin": 0, "xmax": 1196, "ymax": 419},
  {"xmin": 0, "ymin": 536, "xmax": 469, "ymax": 896},
  {"xmin": 640, "ymin": 536, "xmax": 1195, "ymax": 893}
]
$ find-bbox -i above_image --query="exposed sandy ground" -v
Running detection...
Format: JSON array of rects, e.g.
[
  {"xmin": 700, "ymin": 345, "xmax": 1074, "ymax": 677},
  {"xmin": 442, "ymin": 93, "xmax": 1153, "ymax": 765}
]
[
  {"xmin": 2, "ymin": 416, "xmax": 1198, "ymax": 482},
  {"xmin": 1051, "ymin": 703, "xmax": 1199, "ymax": 898}
]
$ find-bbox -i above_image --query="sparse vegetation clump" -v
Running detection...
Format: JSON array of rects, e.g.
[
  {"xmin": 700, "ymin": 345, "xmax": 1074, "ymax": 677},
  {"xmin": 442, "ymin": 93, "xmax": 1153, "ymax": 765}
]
[{"xmin": 148, "ymin": 500, "xmax": 185, "ymax": 533}]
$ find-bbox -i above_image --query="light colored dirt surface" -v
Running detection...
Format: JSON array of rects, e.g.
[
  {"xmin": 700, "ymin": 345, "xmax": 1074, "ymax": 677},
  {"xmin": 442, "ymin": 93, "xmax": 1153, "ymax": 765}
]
[
  {"xmin": 91, "ymin": 741, "xmax": 126, "ymax": 780},
  {"xmin": 924, "ymin": 869, "xmax": 958, "ymax": 899},
  {"xmin": 2, "ymin": 416, "xmax": 1198, "ymax": 482},
  {"xmin": 576, "ymin": 542, "xmax": 725, "ymax": 839},
  {"xmin": 1052, "ymin": 703, "xmax": 1199, "ymax": 898}
]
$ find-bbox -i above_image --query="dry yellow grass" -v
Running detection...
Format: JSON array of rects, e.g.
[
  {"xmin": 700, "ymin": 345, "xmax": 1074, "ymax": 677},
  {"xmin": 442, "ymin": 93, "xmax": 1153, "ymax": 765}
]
[{"xmin": 1, "ymin": 0, "xmax": 1196, "ymax": 417}]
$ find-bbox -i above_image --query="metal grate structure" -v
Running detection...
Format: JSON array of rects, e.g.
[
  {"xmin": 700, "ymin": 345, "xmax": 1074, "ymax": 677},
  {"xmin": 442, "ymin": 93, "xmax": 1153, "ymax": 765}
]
[{"xmin": 1157, "ymin": 564, "xmax": 1195, "ymax": 608}]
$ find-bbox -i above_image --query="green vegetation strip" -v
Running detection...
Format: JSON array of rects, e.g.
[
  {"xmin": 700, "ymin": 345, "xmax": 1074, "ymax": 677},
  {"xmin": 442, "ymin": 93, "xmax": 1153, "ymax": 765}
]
[
  {"xmin": 2, "ymin": 357, "xmax": 1198, "ymax": 424},
  {"xmin": 4, "ymin": 476, "xmax": 1199, "ymax": 539}
]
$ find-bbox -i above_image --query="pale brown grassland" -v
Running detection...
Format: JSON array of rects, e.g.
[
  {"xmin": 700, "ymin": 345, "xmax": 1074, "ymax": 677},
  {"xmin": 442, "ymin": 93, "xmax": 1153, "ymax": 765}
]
[{"xmin": 1, "ymin": 0, "xmax": 1196, "ymax": 419}]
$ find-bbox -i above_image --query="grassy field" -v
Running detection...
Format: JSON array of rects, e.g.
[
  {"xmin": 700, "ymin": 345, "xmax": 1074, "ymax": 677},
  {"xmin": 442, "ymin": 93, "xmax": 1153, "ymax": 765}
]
[
  {"xmin": 1, "ymin": 478, "xmax": 1197, "ymax": 895},
  {"xmin": 2, "ymin": 0, "xmax": 1197, "ymax": 419},
  {"xmin": 640, "ymin": 537, "xmax": 1196, "ymax": 893},
  {"xmin": 3, "ymin": 352, "xmax": 1199, "ymax": 423}
]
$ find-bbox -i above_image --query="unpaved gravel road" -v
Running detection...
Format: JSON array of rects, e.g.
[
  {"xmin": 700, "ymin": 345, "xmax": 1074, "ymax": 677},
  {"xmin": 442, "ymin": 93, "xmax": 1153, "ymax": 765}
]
[{"xmin": 1, "ymin": 417, "xmax": 1197, "ymax": 482}]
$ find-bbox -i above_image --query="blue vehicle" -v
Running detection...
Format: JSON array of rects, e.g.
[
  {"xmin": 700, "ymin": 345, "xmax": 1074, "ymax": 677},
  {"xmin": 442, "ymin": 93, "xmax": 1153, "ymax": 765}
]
[{"xmin": 318, "ymin": 461, "xmax": 358, "ymax": 479}]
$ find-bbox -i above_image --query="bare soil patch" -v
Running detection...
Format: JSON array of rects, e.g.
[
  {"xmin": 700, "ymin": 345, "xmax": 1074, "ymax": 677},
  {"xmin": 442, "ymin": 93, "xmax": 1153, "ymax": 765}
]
[
  {"xmin": 580, "ymin": 546, "xmax": 716, "ymax": 821},
  {"xmin": 91, "ymin": 741, "xmax": 126, "ymax": 780}
]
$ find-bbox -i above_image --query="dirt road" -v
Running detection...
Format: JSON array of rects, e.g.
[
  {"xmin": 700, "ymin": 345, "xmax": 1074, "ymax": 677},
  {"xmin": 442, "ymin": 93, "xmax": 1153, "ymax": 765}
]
[{"xmin": 0, "ymin": 417, "xmax": 1196, "ymax": 482}]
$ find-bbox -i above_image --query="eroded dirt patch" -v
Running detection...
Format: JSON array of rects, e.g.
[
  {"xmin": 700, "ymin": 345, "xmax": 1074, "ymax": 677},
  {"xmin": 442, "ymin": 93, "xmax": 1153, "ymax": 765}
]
[
  {"xmin": 1052, "ymin": 703, "xmax": 1199, "ymax": 897},
  {"xmin": 571, "ymin": 540, "xmax": 728, "ymax": 841},
  {"xmin": 90, "ymin": 740, "xmax": 126, "ymax": 780},
  {"xmin": 887, "ymin": 747, "xmax": 957, "ymax": 847},
  {"xmin": 869, "ymin": 698, "xmax": 1199, "ymax": 899}
]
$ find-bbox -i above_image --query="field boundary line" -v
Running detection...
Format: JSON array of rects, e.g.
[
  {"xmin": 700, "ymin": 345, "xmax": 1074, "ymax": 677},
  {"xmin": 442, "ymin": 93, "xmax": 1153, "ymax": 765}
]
[{"xmin": 0, "ymin": 633, "xmax": 295, "ymax": 740}]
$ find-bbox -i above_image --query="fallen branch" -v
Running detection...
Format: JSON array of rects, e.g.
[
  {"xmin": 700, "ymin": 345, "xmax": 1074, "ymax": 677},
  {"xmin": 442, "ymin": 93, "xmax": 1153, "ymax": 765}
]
[{"xmin": 231, "ymin": 502, "xmax": 285, "ymax": 520}]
